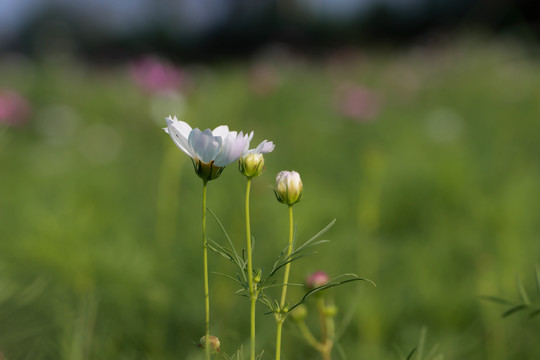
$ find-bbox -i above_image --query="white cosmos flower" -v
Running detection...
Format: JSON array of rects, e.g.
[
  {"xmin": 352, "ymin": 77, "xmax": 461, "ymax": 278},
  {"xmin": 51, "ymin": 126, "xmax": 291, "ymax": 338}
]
[{"xmin": 164, "ymin": 115, "xmax": 253, "ymax": 180}]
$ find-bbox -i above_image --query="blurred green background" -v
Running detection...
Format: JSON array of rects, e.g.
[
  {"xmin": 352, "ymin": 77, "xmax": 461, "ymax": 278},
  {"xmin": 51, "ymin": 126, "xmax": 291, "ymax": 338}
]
[{"xmin": 2, "ymin": 31, "xmax": 540, "ymax": 359}]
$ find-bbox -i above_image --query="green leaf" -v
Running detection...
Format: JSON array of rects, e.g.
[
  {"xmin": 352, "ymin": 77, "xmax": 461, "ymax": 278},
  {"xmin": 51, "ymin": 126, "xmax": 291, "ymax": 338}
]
[
  {"xmin": 502, "ymin": 304, "xmax": 527, "ymax": 318},
  {"xmin": 516, "ymin": 274, "xmax": 530, "ymax": 305},
  {"xmin": 406, "ymin": 348, "xmax": 417, "ymax": 360},
  {"xmin": 478, "ymin": 295, "xmax": 514, "ymax": 305},
  {"xmin": 335, "ymin": 341, "xmax": 348, "ymax": 360},
  {"xmin": 290, "ymin": 275, "xmax": 375, "ymax": 311},
  {"xmin": 211, "ymin": 271, "xmax": 245, "ymax": 288},
  {"xmin": 417, "ymin": 326, "xmax": 427, "ymax": 360},
  {"xmin": 535, "ymin": 264, "xmax": 540, "ymax": 298},
  {"xmin": 293, "ymin": 219, "xmax": 336, "ymax": 254},
  {"xmin": 528, "ymin": 308, "xmax": 540, "ymax": 318},
  {"xmin": 425, "ymin": 343, "xmax": 440, "ymax": 359},
  {"xmin": 208, "ymin": 208, "xmax": 244, "ymax": 269}
]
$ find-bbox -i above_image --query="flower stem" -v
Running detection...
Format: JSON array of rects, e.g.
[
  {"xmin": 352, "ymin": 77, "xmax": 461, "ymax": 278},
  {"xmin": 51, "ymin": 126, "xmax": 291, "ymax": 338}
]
[
  {"xmin": 245, "ymin": 178, "xmax": 256, "ymax": 360},
  {"xmin": 296, "ymin": 321, "xmax": 324, "ymax": 351},
  {"xmin": 202, "ymin": 179, "xmax": 210, "ymax": 360},
  {"xmin": 279, "ymin": 205, "xmax": 294, "ymax": 307},
  {"xmin": 275, "ymin": 205, "xmax": 294, "ymax": 360},
  {"xmin": 275, "ymin": 320, "xmax": 284, "ymax": 360},
  {"xmin": 316, "ymin": 297, "xmax": 328, "ymax": 343}
]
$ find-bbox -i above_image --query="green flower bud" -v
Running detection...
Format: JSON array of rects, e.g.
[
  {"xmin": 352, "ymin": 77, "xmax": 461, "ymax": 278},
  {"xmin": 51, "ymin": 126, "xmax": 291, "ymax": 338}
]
[
  {"xmin": 254, "ymin": 268, "xmax": 262, "ymax": 284},
  {"xmin": 289, "ymin": 304, "xmax": 308, "ymax": 322},
  {"xmin": 325, "ymin": 304, "xmax": 338, "ymax": 317},
  {"xmin": 192, "ymin": 159, "xmax": 225, "ymax": 181},
  {"xmin": 239, "ymin": 153, "xmax": 265, "ymax": 178},
  {"xmin": 198, "ymin": 335, "xmax": 221, "ymax": 353},
  {"xmin": 274, "ymin": 170, "xmax": 303, "ymax": 205}
]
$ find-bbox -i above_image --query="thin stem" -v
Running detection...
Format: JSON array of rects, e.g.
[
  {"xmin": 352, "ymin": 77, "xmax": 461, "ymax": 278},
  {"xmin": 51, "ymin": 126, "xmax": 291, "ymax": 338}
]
[
  {"xmin": 202, "ymin": 180, "xmax": 210, "ymax": 360},
  {"xmin": 316, "ymin": 297, "xmax": 328, "ymax": 343},
  {"xmin": 279, "ymin": 205, "xmax": 294, "ymax": 307},
  {"xmin": 275, "ymin": 320, "xmax": 284, "ymax": 360},
  {"xmin": 296, "ymin": 321, "xmax": 324, "ymax": 352},
  {"xmin": 324, "ymin": 314, "xmax": 335, "ymax": 360},
  {"xmin": 245, "ymin": 178, "xmax": 256, "ymax": 360},
  {"xmin": 275, "ymin": 205, "xmax": 294, "ymax": 360}
]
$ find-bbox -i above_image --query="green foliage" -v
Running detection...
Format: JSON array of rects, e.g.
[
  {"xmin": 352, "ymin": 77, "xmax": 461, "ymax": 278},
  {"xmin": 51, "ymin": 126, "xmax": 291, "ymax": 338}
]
[
  {"xmin": 482, "ymin": 265, "xmax": 540, "ymax": 318},
  {"xmin": 2, "ymin": 35, "xmax": 540, "ymax": 359}
]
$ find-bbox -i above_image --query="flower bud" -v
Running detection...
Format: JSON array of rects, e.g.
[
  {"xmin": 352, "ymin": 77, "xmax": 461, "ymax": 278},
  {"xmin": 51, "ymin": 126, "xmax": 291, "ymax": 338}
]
[
  {"xmin": 239, "ymin": 153, "xmax": 265, "ymax": 178},
  {"xmin": 193, "ymin": 159, "xmax": 224, "ymax": 181},
  {"xmin": 274, "ymin": 171, "xmax": 303, "ymax": 205},
  {"xmin": 254, "ymin": 268, "xmax": 262, "ymax": 284},
  {"xmin": 306, "ymin": 271, "xmax": 329, "ymax": 290},
  {"xmin": 289, "ymin": 304, "xmax": 308, "ymax": 322},
  {"xmin": 325, "ymin": 304, "xmax": 338, "ymax": 317},
  {"xmin": 198, "ymin": 335, "xmax": 221, "ymax": 353}
]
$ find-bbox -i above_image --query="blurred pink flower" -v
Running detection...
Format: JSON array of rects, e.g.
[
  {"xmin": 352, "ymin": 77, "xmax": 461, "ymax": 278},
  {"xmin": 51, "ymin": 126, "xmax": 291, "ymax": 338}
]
[
  {"xmin": 130, "ymin": 56, "xmax": 188, "ymax": 94},
  {"xmin": 335, "ymin": 83, "xmax": 382, "ymax": 122},
  {"xmin": 248, "ymin": 63, "xmax": 281, "ymax": 96},
  {"xmin": 306, "ymin": 270, "xmax": 329, "ymax": 290},
  {"xmin": 0, "ymin": 90, "xmax": 32, "ymax": 127}
]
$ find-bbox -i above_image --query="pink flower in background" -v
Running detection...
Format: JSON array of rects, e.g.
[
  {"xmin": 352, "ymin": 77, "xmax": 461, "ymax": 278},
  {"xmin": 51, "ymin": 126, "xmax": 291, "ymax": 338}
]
[
  {"xmin": 306, "ymin": 270, "xmax": 329, "ymax": 290},
  {"xmin": 130, "ymin": 56, "xmax": 188, "ymax": 94},
  {"xmin": 0, "ymin": 90, "xmax": 31, "ymax": 127},
  {"xmin": 248, "ymin": 63, "xmax": 281, "ymax": 96},
  {"xmin": 335, "ymin": 83, "xmax": 382, "ymax": 122}
]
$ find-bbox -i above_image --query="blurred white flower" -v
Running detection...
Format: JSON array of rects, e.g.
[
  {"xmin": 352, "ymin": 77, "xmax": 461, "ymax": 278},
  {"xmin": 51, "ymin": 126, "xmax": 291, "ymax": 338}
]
[{"xmin": 164, "ymin": 115, "xmax": 253, "ymax": 180}]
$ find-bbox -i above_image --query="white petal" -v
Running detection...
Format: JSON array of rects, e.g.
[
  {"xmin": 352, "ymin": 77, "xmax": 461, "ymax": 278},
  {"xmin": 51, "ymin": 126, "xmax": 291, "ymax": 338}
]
[
  {"xmin": 214, "ymin": 131, "xmax": 251, "ymax": 166},
  {"xmin": 189, "ymin": 128, "xmax": 222, "ymax": 163},
  {"xmin": 249, "ymin": 140, "xmax": 275, "ymax": 154},
  {"xmin": 166, "ymin": 116, "xmax": 194, "ymax": 157},
  {"xmin": 212, "ymin": 125, "xmax": 230, "ymax": 140},
  {"xmin": 167, "ymin": 116, "xmax": 192, "ymax": 139}
]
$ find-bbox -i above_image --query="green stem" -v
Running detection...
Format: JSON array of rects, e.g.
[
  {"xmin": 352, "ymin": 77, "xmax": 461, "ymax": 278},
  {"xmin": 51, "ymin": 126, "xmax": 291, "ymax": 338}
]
[
  {"xmin": 245, "ymin": 178, "xmax": 256, "ymax": 360},
  {"xmin": 296, "ymin": 321, "xmax": 324, "ymax": 352},
  {"xmin": 202, "ymin": 180, "xmax": 210, "ymax": 360},
  {"xmin": 316, "ymin": 297, "xmax": 328, "ymax": 343},
  {"xmin": 279, "ymin": 205, "xmax": 294, "ymax": 307},
  {"xmin": 275, "ymin": 320, "xmax": 284, "ymax": 360},
  {"xmin": 275, "ymin": 205, "xmax": 294, "ymax": 360}
]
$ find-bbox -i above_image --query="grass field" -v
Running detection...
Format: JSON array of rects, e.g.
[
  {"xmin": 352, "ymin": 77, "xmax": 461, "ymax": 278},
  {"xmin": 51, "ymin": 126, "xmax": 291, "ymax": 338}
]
[{"xmin": 1, "ymin": 34, "xmax": 540, "ymax": 359}]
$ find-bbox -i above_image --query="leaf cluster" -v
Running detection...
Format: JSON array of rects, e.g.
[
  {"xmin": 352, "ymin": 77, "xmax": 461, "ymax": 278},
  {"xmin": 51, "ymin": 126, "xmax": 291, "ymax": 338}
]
[
  {"xmin": 481, "ymin": 265, "xmax": 540, "ymax": 319},
  {"xmin": 206, "ymin": 211, "xmax": 374, "ymax": 314},
  {"xmin": 397, "ymin": 327, "xmax": 444, "ymax": 360}
]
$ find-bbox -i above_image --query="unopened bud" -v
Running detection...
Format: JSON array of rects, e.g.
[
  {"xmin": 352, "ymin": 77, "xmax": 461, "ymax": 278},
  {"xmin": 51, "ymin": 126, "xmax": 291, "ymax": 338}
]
[
  {"xmin": 254, "ymin": 269, "xmax": 262, "ymax": 284},
  {"xmin": 199, "ymin": 335, "xmax": 221, "ymax": 353},
  {"xmin": 274, "ymin": 170, "xmax": 303, "ymax": 205},
  {"xmin": 306, "ymin": 271, "xmax": 329, "ymax": 290},
  {"xmin": 325, "ymin": 304, "xmax": 338, "ymax": 317},
  {"xmin": 289, "ymin": 304, "xmax": 308, "ymax": 322},
  {"xmin": 239, "ymin": 153, "xmax": 265, "ymax": 178}
]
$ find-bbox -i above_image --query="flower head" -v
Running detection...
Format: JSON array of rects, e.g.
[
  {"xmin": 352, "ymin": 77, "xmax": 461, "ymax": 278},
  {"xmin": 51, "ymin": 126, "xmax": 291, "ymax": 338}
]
[
  {"xmin": 198, "ymin": 335, "xmax": 221, "ymax": 353},
  {"xmin": 274, "ymin": 170, "xmax": 303, "ymax": 205},
  {"xmin": 239, "ymin": 139, "xmax": 275, "ymax": 178},
  {"xmin": 306, "ymin": 270, "xmax": 329, "ymax": 290},
  {"xmin": 130, "ymin": 56, "xmax": 187, "ymax": 94},
  {"xmin": 0, "ymin": 90, "xmax": 31, "ymax": 127},
  {"xmin": 164, "ymin": 116, "xmax": 253, "ymax": 180},
  {"xmin": 289, "ymin": 304, "xmax": 308, "ymax": 322}
]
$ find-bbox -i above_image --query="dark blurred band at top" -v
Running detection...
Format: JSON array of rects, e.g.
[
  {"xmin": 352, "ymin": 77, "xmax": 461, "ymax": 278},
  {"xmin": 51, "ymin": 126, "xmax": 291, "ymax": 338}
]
[{"xmin": 0, "ymin": 0, "xmax": 538, "ymax": 61}]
